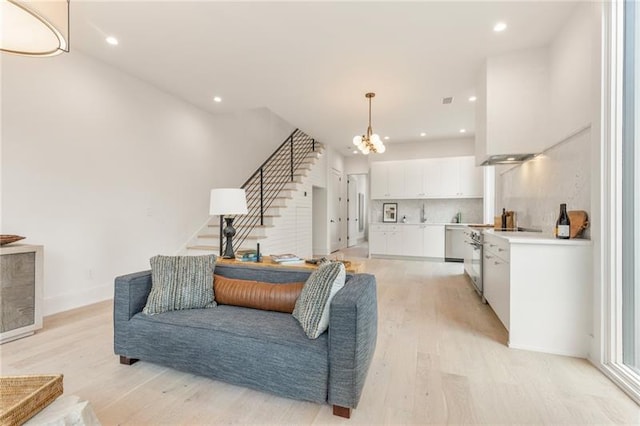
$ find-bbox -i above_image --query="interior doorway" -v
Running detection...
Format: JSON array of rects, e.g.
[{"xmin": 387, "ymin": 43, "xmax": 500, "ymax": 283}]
[{"xmin": 347, "ymin": 173, "xmax": 368, "ymax": 247}]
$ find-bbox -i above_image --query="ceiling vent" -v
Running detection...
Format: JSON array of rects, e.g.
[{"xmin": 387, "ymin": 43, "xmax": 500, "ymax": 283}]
[{"xmin": 442, "ymin": 97, "xmax": 454, "ymax": 104}]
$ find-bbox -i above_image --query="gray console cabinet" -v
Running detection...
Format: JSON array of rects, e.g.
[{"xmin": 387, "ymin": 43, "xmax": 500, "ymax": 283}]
[{"xmin": 0, "ymin": 244, "xmax": 43, "ymax": 343}]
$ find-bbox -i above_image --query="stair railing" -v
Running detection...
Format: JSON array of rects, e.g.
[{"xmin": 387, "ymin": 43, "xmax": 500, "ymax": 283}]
[{"xmin": 219, "ymin": 128, "xmax": 319, "ymax": 255}]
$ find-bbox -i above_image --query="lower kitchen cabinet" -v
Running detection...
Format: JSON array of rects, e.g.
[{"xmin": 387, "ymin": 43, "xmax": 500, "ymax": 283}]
[
  {"xmin": 369, "ymin": 223, "xmax": 444, "ymax": 258},
  {"xmin": 401, "ymin": 225, "xmax": 423, "ymax": 257},
  {"xmin": 369, "ymin": 224, "xmax": 402, "ymax": 256},
  {"xmin": 483, "ymin": 241, "xmax": 510, "ymax": 329},
  {"xmin": 482, "ymin": 231, "xmax": 592, "ymax": 357},
  {"xmin": 422, "ymin": 225, "xmax": 445, "ymax": 258}
]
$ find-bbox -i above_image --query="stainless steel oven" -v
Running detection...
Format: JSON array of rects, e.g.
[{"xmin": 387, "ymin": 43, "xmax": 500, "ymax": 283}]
[{"xmin": 463, "ymin": 227, "xmax": 484, "ymax": 302}]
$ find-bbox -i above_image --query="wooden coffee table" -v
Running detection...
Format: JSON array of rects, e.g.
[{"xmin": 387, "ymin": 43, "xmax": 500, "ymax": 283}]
[{"xmin": 217, "ymin": 256, "xmax": 364, "ymax": 273}]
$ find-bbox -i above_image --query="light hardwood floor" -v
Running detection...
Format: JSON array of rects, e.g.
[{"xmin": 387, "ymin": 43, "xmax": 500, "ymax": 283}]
[{"xmin": 1, "ymin": 246, "xmax": 639, "ymax": 425}]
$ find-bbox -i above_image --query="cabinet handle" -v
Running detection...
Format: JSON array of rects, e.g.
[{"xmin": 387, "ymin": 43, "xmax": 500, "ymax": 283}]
[
  {"xmin": 498, "ymin": 248, "xmax": 505, "ymax": 252},
  {"xmin": 494, "ymin": 261, "xmax": 502, "ymax": 265},
  {"xmin": 484, "ymin": 254, "xmax": 493, "ymax": 259}
]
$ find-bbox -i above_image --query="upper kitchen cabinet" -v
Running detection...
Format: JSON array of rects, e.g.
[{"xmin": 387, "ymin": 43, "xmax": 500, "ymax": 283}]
[
  {"xmin": 457, "ymin": 156, "xmax": 483, "ymax": 197},
  {"xmin": 475, "ymin": 47, "xmax": 550, "ymax": 166},
  {"xmin": 435, "ymin": 157, "xmax": 483, "ymax": 198},
  {"xmin": 370, "ymin": 161, "xmax": 405, "ymax": 199},
  {"xmin": 370, "ymin": 156, "xmax": 482, "ymax": 200}
]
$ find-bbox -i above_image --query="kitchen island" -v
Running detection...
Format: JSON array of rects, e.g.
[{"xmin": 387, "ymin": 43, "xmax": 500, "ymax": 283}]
[{"xmin": 482, "ymin": 229, "xmax": 592, "ymax": 357}]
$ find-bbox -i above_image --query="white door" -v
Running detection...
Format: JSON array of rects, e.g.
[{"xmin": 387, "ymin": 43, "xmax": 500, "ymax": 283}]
[
  {"xmin": 347, "ymin": 176, "xmax": 358, "ymax": 247},
  {"xmin": 329, "ymin": 170, "xmax": 342, "ymax": 252}
]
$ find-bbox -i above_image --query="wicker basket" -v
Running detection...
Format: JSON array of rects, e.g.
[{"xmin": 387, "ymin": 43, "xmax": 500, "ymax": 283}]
[{"xmin": 0, "ymin": 375, "xmax": 63, "ymax": 426}]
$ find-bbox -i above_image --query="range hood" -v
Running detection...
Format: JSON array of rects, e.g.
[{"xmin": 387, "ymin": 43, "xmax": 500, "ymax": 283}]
[{"xmin": 480, "ymin": 153, "xmax": 536, "ymax": 166}]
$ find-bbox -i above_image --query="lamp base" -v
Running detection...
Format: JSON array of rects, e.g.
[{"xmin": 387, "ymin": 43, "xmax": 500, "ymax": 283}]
[{"xmin": 222, "ymin": 217, "xmax": 236, "ymax": 259}]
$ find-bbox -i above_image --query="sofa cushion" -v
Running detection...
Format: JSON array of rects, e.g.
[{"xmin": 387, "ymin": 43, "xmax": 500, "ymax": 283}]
[
  {"xmin": 293, "ymin": 261, "xmax": 346, "ymax": 339},
  {"xmin": 128, "ymin": 305, "xmax": 329, "ymax": 403},
  {"xmin": 213, "ymin": 275, "xmax": 303, "ymax": 313},
  {"xmin": 143, "ymin": 254, "xmax": 217, "ymax": 315}
]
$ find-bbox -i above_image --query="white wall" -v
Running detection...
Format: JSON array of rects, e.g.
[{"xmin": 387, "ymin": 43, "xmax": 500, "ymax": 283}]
[{"xmin": 1, "ymin": 51, "xmax": 293, "ymax": 315}]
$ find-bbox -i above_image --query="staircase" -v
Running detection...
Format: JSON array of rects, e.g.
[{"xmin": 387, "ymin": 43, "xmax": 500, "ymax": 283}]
[{"xmin": 186, "ymin": 129, "xmax": 323, "ymax": 257}]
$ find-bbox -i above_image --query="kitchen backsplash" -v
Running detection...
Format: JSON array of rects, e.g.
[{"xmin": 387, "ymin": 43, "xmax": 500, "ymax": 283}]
[
  {"xmin": 371, "ymin": 198, "xmax": 483, "ymax": 224},
  {"xmin": 499, "ymin": 127, "xmax": 591, "ymax": 236}
]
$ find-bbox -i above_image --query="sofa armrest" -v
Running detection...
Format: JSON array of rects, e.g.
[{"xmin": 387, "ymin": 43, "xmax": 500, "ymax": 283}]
[
  {"xmin": 327, "ymin": 273, "xmax": 378, "ymax": 409},
  {"xmin": 113, "ymin": 270, "xmax": 152, "ymax": 355}
]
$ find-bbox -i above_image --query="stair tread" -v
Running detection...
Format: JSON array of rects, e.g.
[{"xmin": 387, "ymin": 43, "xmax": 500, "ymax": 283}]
[{"xmin": 199, "ymin": 234, "xmax": 262, "ymax": 240}]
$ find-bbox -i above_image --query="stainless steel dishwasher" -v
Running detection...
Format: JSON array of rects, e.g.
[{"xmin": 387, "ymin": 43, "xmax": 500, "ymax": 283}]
[{"xmin": 445, "ymin": 225, "xmax": 466, "ymax": 262}]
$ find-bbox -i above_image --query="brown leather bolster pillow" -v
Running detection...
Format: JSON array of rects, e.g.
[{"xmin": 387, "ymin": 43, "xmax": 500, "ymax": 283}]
[{"xmin": 213, "ymin": 274, "xmax": 304, "ymax": 313}]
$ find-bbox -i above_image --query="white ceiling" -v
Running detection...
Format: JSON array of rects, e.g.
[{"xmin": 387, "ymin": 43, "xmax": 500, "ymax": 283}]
[{"xmin": 70, "ymin": 1, "xmax": 580, "ymax": 155}]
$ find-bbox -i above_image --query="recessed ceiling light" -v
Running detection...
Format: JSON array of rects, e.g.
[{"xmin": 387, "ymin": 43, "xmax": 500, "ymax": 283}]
[
  {"xmin": 353, "ymin": 150, "xmax": 358, "ymax": 154},
  {"xmin": 384, "ymin": 136, "xmax": 390, "ymax": 140},
  {"xmin": 213, "ymin": 96, "xmax": 222, "ymax": 103},
  {"xmin": 468, "ymin": 96, "xmax": 477, "ymax": 102},
  {"xmin": 420, "ymin": 132, "xmax": 426, "ymax": 137},
  {"xmin": 459, "ymin": 129, "xmax": 467, "ymax": 133},
  {"xmin": 493, "ymin": 22, "xmax": 507, "ymax": 32},
  {"xmin": 106, "ymin": 36, "xmax": 119, "ymax": 46}
]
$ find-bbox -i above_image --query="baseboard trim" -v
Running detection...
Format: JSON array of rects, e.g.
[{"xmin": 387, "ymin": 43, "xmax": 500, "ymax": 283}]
[{"xmin": 44, "ymin": 283, "xmax": 113, "ymax": 316}]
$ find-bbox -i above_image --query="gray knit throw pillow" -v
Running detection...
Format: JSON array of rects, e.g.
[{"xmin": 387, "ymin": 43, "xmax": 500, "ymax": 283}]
[
  {"xmin": 143, "ymin": 254, "xmax": 217, "ymax": 315},
  {"xmin": 293, "ymin": 261, "xmax": 346, "ymax": 339}
]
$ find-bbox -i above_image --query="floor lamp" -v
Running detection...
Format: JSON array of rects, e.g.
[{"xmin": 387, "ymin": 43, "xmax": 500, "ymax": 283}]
[{"xmin": 209, "ymin": 188, "xmax": 248, "ymax": 259}]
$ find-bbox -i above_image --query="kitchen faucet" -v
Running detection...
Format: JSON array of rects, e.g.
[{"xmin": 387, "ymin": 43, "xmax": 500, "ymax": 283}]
[{"xmin": 420, "ymin": 203, "xmax": 427, "ymax": 223}]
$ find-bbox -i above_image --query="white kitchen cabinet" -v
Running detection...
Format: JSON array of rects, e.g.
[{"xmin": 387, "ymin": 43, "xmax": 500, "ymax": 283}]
[
  {"xmin": 369, "ymin": 224, "xmax": 402, "ymax": 256},
  {"xmin": 402, "ymin": 225, "xmax": 423, "ymax": 257},
  {"xmin": 368, "ymin": 227, "xmax": 386, "ymax": 255},
  {"xmin": 404, "ymin": 161, "xmax": 425, "ymax": 198},
  {"xmin": 370, "ymin": 162, "xmax": 405, "ymax": 199},
  {"xmin": 482, "ymin": 236, "xmax": 510, "ymax": 329},
  {"xmin": 435, "ymin": 158, "xmax": 459, "ymax": 197},
  {"xmin": 370, "ymin": 162, "xmax": 390, "ymax": 199},
  {"xmin": 457, "ymin": 156, "xmax": 483, "ymax": 197},
  {"xmin": 370, "ymin": 157, "xmax": 482, "ymax": 200},
  {"xmin": 369, "ymin": 224, "xmax": 443, "ymax": 259},
  {"xmin": 421, "ymin": 159, "xmax": 441, "ymax": 198},
  {"xmin": 482, "ymin": 230, "xmax": 592, "ymax": 357},
  {"xmin": 422, "ymin": 225, "xmax": 445, "ymax": 258}
]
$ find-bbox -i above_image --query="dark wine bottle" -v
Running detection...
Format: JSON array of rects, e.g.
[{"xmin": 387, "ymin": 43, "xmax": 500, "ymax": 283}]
[
  {"xmin": 556, "ymin": 203, "xmax": 571, "ymax": 239},
  {"xmin": 501, "ymin": 208, "xmax": 507, "ymax": 230}
]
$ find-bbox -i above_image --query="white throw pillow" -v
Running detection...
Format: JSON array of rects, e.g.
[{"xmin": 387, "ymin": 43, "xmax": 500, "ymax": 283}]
[{"xmin": 292, "ymin": 261, "xmax": 346, "ymax": 339}]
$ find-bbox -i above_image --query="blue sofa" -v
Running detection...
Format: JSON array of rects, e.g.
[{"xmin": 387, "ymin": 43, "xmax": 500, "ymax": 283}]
[{"xmin": 113, "ymin": 263, "xmax": 377, "ymax": 418}]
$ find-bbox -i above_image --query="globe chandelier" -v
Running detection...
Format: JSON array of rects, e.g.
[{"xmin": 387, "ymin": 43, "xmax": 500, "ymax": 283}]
[
  {"xmin": 0, "ymin": 0, "xmax": 70, "ymax": 57},
  {"xmin": 353, "ymin": 92, "xmax": 385, "ymax": 154}
]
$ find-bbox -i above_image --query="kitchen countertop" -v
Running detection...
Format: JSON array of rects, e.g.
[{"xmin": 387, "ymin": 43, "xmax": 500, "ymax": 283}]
[
  {"xmin": 370, "ymin": 222, "xmax": 492, "ymax": 227},
  {"xmin": 483, "ymin": 229, "xmax": 592, "ymax": 246}
]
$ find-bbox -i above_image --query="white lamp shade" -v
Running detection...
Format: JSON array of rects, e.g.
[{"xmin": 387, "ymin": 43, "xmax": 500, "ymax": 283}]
[
  {"xmin": 0, "ymin": 0, "xmax": 70, "ymax": 56},
  {"xmin": 209, "ymin": 188, "xmax": 248, "ymax": 216},
  {"xmin": 353, "ymin": 135, "xmax": 361, "ymax": 146}
]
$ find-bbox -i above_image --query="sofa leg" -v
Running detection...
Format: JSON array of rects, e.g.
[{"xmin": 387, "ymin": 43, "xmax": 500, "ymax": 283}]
[
  {"xmin": 119, "ymin": 356, "xmax": 139, "ymax": 365},
  {"xmin": 333, "ymin": 405, "xmax": 351, "ymax": 419}
]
